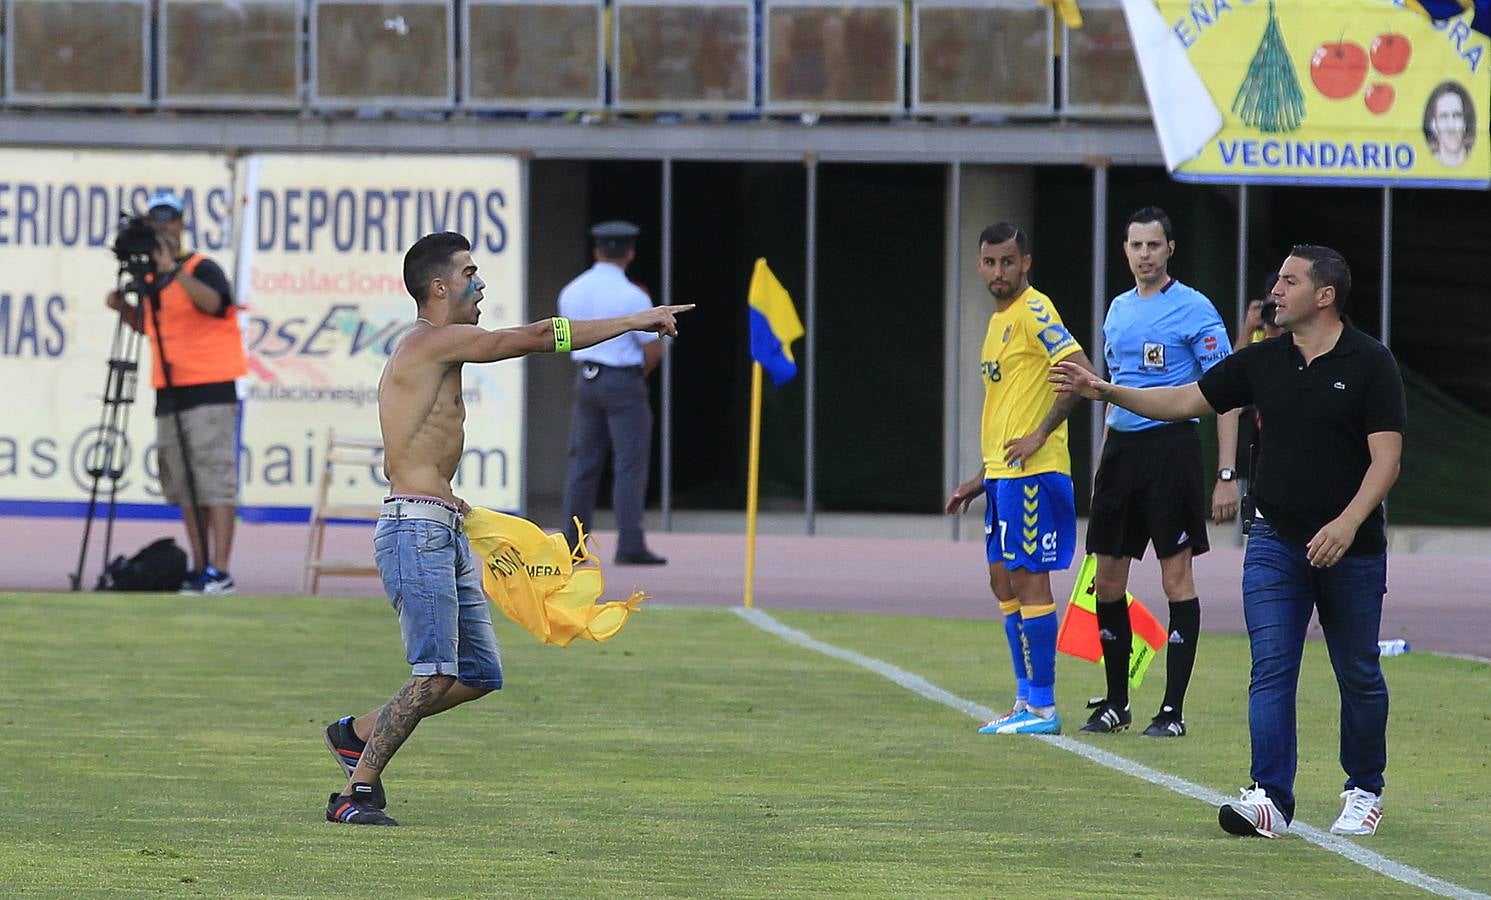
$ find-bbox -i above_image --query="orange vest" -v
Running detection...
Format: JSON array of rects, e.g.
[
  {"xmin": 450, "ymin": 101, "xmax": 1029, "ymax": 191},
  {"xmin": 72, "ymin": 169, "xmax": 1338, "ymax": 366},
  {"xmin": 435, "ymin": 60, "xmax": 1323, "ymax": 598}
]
[{"xmin": 143, "ymin": 253, "xmax": 248, "ymax": 390}]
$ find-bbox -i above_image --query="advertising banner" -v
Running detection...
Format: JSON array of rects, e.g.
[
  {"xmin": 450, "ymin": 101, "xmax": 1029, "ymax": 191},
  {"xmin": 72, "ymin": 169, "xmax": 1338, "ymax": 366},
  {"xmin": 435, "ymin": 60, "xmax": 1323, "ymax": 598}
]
[
  {"xmin": 237, "ymin": 153, "xmax": 525, "ymax": 517},
  {"xmin": 0, "ymin": 150, "xmax": 526, "ymax": 519},
  {"xmin": 0, "ymin": 149, "xmax": 237, "ymax": 514},
  {"xmin": 1128, "ymin": 0, "xmax": 1490, "ymax": 187}
]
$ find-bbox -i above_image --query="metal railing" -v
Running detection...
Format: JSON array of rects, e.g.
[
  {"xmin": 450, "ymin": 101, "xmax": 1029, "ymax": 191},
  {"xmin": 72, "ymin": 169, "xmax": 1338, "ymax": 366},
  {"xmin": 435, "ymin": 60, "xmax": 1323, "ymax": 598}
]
[{"xmin": 0, "ymin": 0, "xmax": 1151, "ymax": 122}]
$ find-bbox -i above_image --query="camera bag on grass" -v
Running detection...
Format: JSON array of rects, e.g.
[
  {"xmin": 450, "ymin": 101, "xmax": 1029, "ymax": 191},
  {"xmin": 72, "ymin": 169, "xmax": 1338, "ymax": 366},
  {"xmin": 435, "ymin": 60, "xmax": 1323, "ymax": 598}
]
[{"xmin": 103, "ymin": 538, "xmax": 189, "ymax": 592}]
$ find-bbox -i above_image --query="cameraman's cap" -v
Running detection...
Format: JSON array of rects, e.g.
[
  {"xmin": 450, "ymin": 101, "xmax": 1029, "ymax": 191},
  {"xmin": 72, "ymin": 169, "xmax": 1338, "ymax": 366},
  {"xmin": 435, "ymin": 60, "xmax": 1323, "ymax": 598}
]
[
  {"xmin": 590, "ymin": 220, "xmax": 639, "ymax": 255},
  {"xmin": 147, "ymin": 189, "xmax": 184, "ymax": 221}
]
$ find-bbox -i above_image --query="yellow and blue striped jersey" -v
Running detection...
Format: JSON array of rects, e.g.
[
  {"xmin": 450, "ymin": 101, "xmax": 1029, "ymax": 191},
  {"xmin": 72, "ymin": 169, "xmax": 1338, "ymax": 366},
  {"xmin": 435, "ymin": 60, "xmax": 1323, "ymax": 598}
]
[{"xmin": 980, "ymin": 285, "xmax": 1082, "ymax": 479}]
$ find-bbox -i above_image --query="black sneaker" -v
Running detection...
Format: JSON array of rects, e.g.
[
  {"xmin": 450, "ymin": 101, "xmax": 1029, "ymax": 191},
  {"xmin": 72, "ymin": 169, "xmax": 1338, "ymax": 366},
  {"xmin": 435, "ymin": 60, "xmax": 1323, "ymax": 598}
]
[
  {"xmin": 327, "ymin": 786, "xmax": 398, "ymax": 826},
  {"xmin": 324, "ymin": 716, "xmax": 386, "ymax": 809},
  {"xmin": 1142, "ymin": 706, "xmax": 1187, "ymax": 737},
  {"xmin": 1078, "ymin": 699, "xmax": 1132, "ymax": 734}
]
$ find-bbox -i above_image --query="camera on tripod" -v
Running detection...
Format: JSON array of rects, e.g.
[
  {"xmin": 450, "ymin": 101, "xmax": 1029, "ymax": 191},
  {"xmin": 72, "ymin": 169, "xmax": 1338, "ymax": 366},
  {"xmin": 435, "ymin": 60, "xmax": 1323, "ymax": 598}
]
[
  {"xmin": 112, "ymin": 212, "xmax": 159, "ymax": 291},
  {"xmin": 73, "ymin": 210, "xmax": 173, "ymax": 591}
]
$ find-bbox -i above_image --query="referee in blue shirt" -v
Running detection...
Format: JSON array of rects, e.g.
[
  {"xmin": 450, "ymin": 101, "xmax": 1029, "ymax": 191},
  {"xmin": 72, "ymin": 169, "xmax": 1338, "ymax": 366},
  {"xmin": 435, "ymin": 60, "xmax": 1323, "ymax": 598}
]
[
  {"xmin": 558, "ymin": 221, "xmax": 667, "ymax": 565},
  {"xmin": 1080, "ymin": 207, "xmax": 1241, "ymax": 738}
]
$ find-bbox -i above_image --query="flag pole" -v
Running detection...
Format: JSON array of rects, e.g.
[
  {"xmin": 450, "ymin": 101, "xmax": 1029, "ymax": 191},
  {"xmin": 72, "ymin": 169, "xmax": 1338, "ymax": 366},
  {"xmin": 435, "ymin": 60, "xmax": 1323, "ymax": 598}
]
[{"xmin": 744, "ymin": 362, "xmax": 764, "ymax": 608}]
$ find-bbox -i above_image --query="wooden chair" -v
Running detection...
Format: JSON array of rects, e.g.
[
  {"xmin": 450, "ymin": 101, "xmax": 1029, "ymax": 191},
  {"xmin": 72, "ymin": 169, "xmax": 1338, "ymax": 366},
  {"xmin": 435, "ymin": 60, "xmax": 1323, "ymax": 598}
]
[{"xmin": 301, "ymin": 429, "xmax": 385, "ymax": 594}]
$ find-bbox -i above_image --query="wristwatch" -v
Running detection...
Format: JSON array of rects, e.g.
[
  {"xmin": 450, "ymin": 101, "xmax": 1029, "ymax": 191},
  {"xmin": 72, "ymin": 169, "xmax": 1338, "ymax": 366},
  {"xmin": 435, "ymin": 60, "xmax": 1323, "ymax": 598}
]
[{"xmin": 1217, "ymin": 468, "xmax": 1237, "ymax": 482}]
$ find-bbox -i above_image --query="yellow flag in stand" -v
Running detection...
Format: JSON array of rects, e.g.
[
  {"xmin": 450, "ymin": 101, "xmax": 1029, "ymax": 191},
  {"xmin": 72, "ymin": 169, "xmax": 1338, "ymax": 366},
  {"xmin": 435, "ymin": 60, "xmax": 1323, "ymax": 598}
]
[
  {"xmin": 1043, "ymin": 0, "xmax": 1084, "ymax": 28},
  {"xmin": 464, "ymin": 508, "xmax": 644, "ymax": 647}
]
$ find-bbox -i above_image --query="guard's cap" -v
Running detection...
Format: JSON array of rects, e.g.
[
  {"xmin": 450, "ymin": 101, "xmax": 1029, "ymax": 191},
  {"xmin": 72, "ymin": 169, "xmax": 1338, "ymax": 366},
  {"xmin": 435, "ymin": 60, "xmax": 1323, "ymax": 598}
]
[
  {"xmin": 147, "ymin": 189, "xmax": 184, "ymax": 221},
  {"xmin": 590, "ymin": 220, "xmax": 639, "ymax": 254}
]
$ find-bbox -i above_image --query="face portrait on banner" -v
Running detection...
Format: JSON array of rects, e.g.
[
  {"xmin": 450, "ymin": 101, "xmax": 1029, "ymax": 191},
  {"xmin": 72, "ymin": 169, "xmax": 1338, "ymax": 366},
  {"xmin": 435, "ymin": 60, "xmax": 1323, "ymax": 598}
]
[
  {"xmin": 1423, "ymin": 80, "xmax": 1477, "ymax": 167},
  {"xmin": 1141, "ymin": 0, "xmax": 1490, "ymax": 188}
]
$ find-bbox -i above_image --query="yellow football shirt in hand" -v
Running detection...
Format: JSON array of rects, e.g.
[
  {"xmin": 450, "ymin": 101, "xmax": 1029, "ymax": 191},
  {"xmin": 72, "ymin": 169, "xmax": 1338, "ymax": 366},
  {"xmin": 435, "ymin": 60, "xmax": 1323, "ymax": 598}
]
[{"xmin": 464, "ymin": 508, "xmax": 644, "ymax": 647}]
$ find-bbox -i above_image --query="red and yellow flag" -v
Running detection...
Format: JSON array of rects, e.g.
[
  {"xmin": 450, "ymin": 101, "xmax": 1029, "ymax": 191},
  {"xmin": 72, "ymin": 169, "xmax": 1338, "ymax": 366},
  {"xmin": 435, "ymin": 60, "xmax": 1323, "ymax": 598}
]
[{"xmin": 1056, "ymin": 554, "xmax": 1167, "ymax": 687}]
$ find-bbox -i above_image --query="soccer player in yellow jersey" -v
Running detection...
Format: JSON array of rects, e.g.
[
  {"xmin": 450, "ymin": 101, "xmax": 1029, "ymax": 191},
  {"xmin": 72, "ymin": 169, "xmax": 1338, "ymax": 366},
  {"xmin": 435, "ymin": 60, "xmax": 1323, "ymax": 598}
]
[{"xmin": 946, "ymin": 223, "xmax": 1098, "ymax": 734}]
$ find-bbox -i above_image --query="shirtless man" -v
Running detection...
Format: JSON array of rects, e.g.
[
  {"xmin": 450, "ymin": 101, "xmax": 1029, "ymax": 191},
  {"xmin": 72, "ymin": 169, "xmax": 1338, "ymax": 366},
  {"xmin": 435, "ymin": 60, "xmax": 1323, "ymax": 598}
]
[{"xmin": 324, "ymin": 232, "xmax": 689, "ymax": 825}]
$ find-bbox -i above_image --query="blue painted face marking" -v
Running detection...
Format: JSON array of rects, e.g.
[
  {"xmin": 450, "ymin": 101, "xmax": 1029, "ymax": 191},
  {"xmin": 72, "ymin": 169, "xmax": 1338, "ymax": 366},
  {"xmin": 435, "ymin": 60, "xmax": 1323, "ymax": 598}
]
[{"xmin": 462, "ymin": 276, "xmax": 484, "ymax": 300}]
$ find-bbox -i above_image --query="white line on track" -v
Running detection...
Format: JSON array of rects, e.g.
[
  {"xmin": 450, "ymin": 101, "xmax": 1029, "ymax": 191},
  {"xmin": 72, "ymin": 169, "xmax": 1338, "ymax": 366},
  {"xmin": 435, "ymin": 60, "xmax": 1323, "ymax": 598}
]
[{"xmin": 733, "ymin": 606, "xmax": 1488, "ymax": 900}]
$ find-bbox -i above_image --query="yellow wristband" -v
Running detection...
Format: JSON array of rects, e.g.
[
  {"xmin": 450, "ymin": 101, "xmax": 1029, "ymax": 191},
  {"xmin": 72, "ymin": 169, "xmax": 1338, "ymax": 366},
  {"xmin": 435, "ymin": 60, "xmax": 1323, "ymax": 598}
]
[{"xmin": 551, "ymin": 317, "xmax": 572, "ymax": 352}]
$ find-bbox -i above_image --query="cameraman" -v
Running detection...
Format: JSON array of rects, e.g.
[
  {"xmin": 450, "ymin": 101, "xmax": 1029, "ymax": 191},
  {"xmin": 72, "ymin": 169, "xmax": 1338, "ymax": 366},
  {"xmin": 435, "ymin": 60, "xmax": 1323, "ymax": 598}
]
[{"xmin": 106, "ymin": 189, "xmax": 247, "ymax": 595}]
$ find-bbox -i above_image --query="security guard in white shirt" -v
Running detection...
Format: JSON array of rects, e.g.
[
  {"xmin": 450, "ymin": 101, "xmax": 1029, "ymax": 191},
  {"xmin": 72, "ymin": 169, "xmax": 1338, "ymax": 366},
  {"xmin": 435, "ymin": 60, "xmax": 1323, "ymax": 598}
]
[{"xmin": 559, "ymin": 221, "xmax": 667, "ymax": 565}]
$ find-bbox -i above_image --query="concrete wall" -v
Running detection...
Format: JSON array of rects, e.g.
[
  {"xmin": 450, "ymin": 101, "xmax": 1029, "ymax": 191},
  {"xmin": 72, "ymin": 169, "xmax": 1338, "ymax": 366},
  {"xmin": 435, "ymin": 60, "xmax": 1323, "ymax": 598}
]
[
  {"xmin": 946, "ymin": 165, "xmax": 1036, "ymax": 535},
  {"xmin": 522, "ymin": 161, "xmax": 589, "ymax": 524}
]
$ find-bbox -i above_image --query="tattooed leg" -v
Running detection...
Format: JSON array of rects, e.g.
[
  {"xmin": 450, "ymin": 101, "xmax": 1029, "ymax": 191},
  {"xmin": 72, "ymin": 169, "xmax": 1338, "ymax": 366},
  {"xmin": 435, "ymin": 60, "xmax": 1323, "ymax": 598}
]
[
  {"xmin": 348, "ymin": 682, "xmax": 492, "ymax": 742},
  {"xmin": 344, "ymin": 675, "xmax": 455, "ymax": 793},
  {"xmin": 424, "ymin": 682, "xmax": 492, "ymax": 716}
]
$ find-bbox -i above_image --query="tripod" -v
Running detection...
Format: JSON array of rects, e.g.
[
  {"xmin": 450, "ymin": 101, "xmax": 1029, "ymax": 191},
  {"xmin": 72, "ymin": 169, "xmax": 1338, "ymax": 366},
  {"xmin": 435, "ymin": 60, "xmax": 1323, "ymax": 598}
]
[{"xmin": 71, "ymin": 263, "xmax": 210, "ymax": 591}]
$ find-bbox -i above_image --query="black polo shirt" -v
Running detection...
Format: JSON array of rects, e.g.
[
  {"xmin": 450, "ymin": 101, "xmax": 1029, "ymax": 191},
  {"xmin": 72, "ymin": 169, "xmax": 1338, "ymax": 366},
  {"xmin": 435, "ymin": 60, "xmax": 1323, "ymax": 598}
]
[{"xmin": 1197, "ymin": 317, "xmax": 1405, "ymax": 556}]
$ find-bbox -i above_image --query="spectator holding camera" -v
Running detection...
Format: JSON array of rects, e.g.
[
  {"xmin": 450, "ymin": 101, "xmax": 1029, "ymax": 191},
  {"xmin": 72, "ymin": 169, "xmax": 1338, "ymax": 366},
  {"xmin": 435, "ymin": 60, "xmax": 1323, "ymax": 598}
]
[
  {"xmin": 1235, "ymin": 276, "xmax": 1287, "ymax": 500},
  {"xmin": 105, "ymin": 189, "xmax": 246, "ymax": 594},
  {"xmin": 1235, "ymin": 273, "xmax": 1287, "ymax": 353}
]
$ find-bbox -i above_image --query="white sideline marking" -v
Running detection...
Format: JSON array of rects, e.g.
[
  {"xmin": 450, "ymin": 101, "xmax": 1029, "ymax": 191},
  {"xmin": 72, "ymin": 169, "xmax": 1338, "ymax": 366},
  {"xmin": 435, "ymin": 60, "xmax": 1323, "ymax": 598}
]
[{"xmin": 734, "ymin": 606, "xmax": 1488, "ymax": 900}]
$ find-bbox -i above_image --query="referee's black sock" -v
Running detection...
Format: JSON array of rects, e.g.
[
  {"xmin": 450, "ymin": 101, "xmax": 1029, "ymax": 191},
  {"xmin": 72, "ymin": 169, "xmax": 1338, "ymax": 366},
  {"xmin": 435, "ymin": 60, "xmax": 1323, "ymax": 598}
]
[
  {"xmin": 1096, "ymin": 597, "xmax": 1132, "ymax": 709},
  {"xmin": 1161, "ymin": 598, "xmax": 1201, "ymax": 716}
]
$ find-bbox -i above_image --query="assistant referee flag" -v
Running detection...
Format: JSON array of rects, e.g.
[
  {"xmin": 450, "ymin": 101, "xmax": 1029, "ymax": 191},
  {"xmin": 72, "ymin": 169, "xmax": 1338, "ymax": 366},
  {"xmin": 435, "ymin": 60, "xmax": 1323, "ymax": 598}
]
[{"xmin": 748, "ymin": 259, "xmax": 804, "ymax": 386}]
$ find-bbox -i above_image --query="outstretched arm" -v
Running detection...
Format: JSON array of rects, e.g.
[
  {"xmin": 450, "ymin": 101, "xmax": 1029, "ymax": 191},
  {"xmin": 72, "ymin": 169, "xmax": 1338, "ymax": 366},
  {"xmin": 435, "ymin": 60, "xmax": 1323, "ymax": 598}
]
[
  {"xmin": 1049, "ymin": 359, "xmax": 1214, "ymax": 421},
  {"xmin": 426, "ymin": 305, "xmax": 694, "ymax": 365}
]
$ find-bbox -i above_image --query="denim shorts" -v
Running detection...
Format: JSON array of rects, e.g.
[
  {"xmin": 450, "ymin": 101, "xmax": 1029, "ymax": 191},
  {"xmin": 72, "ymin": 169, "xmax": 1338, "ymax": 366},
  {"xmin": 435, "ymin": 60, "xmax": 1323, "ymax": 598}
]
[{"xmin": 372, "ymin": 516, "xmax": 503, "ymax": 690}]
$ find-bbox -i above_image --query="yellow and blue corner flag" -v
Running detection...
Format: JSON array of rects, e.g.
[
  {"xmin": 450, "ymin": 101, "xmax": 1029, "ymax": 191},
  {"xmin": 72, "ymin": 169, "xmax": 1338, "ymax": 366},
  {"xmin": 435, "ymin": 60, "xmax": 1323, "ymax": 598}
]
[{"xmin": 747, "ymin": 258, "xmax": 805, "ymax": 387}]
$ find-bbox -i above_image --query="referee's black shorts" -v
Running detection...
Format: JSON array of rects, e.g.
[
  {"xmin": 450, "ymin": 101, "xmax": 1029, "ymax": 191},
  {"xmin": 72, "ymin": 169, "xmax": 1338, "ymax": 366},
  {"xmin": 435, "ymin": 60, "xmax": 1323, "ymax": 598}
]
[{"xmin": 1085, "ymin": 422, "xmax": 1209, "ymax": 561}]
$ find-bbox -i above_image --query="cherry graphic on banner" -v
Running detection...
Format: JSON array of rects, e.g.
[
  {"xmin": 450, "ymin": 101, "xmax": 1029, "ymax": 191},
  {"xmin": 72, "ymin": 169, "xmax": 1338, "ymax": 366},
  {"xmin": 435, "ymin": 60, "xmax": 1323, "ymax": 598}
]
[
  {"xmin": 1310, "ymin": 40, "xmax": 1368, "ymax": 99},
  {"xmin": 1370, "ymin": 31, "xmax": 1412, "ymax": 76},
  {"xmin": 1364, "ymin": 82, "xmax": 1395, "ymax": 115}
]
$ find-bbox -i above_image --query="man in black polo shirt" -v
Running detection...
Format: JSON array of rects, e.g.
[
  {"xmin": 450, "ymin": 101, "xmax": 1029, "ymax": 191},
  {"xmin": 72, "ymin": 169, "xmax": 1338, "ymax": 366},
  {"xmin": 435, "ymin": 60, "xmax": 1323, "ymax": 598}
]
[{"xmin": 1050, "ymin": 244, "xmax": 1405, "ymax": 840}]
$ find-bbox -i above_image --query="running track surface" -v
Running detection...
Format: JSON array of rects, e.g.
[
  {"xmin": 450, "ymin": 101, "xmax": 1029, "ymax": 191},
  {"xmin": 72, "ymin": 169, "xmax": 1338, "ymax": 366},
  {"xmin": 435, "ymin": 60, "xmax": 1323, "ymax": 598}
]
[{"xmin": 8, "ymin": 516, "xmax": 1487, "ymax": 660}]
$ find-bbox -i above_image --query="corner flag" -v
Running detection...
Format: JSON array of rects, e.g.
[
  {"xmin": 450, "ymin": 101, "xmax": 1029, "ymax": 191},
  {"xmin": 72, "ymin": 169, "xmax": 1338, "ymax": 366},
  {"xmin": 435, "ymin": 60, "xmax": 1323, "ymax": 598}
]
[{"xmin": 747, "ymin": 259, "xmax": 804, "ymax": 386}]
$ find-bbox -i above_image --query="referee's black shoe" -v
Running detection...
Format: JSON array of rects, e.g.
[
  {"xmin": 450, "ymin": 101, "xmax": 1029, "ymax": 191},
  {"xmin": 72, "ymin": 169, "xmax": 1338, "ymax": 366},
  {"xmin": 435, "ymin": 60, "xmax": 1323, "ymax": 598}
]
[
  {"xmin": 1142, "ymin": 706, "xmax": 1188, "ymax": 737},
  {"xmin": 1079, "ymin": 699, "xmax": 1132, "ymax": 734}
]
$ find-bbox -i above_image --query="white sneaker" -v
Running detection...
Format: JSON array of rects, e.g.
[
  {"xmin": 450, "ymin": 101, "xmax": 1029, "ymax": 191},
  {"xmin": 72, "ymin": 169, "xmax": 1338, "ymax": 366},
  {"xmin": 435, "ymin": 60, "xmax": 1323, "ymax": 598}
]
[
  {"xmin": 199, "ymin": 569, "xmax": 236, "ymax": 595},
  {"xmin": 1330, "ymin": 788, "xmax": 1383, "ymax": 836},
  {"xmin": 1218, "ymin": 785, "xmax": 1289, "ymax": 838}
]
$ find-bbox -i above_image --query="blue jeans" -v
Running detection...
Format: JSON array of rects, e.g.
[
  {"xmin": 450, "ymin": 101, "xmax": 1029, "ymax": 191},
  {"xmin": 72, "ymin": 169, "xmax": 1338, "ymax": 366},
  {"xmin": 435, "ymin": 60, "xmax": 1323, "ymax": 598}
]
[
  {"xmin": 1242, "ymin": 521, "xmax": 1388, "ymax": 821},
  {"xmin": 373, "ymin": 517, "xmax": 504, "ymax": 690}
]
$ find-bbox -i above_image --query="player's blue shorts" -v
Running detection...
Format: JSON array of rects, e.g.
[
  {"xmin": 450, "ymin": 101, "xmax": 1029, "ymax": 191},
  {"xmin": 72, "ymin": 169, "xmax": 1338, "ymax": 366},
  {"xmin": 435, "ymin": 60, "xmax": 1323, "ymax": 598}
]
[{"xmin": 984, "ymin": 473, "xmax": 1077, "ymax": 573}]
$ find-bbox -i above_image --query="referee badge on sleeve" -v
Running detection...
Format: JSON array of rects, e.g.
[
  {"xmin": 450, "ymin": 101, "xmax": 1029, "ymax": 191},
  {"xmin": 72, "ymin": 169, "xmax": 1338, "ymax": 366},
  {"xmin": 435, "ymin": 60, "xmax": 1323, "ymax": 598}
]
[{"xmin": 1142, "ymin": 342, "xmax": 1166, "ymax": 370}]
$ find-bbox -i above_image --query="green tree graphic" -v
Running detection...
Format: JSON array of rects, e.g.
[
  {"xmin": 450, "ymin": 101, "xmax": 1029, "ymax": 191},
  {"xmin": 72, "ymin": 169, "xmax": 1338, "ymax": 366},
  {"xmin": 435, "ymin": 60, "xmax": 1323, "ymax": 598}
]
[{"xmin": 1232, "ymin": 0, "xmax": 1306, "ymax": 133}]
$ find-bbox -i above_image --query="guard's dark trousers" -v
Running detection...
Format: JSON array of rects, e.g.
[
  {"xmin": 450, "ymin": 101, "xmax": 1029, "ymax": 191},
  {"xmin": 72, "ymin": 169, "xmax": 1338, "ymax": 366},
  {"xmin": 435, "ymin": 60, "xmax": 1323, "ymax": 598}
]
[{"xmin": 561, "ymin": 364, "xmax": 652, "ymax": 558}]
